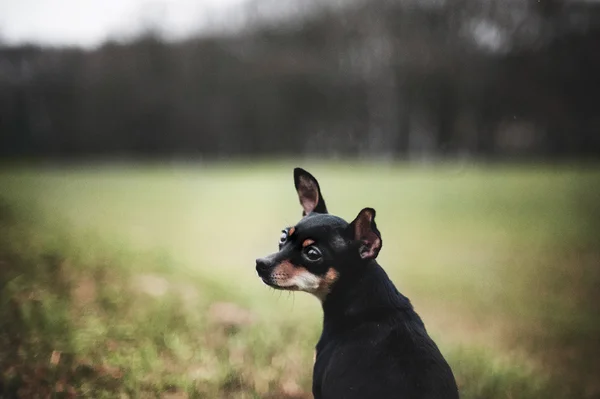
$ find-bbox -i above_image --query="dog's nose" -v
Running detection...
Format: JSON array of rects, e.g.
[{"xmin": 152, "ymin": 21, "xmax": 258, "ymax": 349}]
[{"xmin": 255, "ymin": 258, "xmax": 271, "ymax": 275}]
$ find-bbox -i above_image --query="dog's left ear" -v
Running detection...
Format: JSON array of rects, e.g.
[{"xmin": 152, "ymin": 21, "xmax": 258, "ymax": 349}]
[
  {"xmin": 348, "ymin": 208, "xmax": 382, "ymax": 260},
  {"xmin": 294, "ymin": 168, "xmax": 328, "ymax": 216}
]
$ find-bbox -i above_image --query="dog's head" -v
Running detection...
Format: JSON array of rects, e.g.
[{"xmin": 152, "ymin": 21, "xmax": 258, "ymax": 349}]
[{"xmin": 255, "ymin": 168, "xmax": 382, "ymax": 301}]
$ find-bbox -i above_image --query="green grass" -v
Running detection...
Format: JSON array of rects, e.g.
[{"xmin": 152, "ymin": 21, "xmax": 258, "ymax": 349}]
[{"xmin": 0, "ymin": 161, "xmax": 598, "ymax": 398}]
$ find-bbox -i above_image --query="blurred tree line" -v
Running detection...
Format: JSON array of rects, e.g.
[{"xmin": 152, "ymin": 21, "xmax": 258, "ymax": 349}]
[{"xmin": 1, "ymin": 0, "xmax": 599, "ymax": 160}]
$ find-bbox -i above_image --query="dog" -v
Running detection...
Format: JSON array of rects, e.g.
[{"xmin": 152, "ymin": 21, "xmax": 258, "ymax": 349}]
[{"xmin": 255, "ymin": 168, "xmax": 459, "ymax": 399}]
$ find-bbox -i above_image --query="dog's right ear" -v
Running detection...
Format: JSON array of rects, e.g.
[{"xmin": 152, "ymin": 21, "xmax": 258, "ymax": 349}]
[
  {"xmin": 347, "ymin": 208, "xmax": 382, "ymax": 260},
  {"xmin": 294, "ymin": 168, "xmax": 328, "ymax": 216}
]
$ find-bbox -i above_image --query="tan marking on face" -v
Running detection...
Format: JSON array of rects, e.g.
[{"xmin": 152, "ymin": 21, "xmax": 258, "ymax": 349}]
[
  {"xmin": 271, "ymin": 261, "xmax": 319, "ymax": 291},
  {"xmin": 288, "ymin": 227, "xmax": 295, "ymax": 237},
  {"xmin": 270, "ymin": 262, "xmax": 339, "ymax": 301},
  {"xmin": 270, "ymin": 261, "xmax": 298, "ymax": 289},
  {"xmin": 302, "ymin": 239, "xmax": 315, "ymax": 248},
  {"xmin": 315, "ymin": 268, "xmax": 339, "ymax": 300}
]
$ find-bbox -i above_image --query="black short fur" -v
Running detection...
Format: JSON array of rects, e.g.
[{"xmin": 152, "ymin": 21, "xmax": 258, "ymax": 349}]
[{"xmin": 256, "ymin": 168, "xmax": 459, "ymax": 399}]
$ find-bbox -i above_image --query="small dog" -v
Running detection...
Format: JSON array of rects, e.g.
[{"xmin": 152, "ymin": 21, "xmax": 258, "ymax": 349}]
[{"xmin": 256, "ymin": 168, "xmax": 459, "ymax": 399}]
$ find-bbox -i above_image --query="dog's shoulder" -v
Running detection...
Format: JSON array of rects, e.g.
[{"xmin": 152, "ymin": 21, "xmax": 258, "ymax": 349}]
[{"xmin": 315, "ymin": 309, "xmax": 458, "ymax": 399}]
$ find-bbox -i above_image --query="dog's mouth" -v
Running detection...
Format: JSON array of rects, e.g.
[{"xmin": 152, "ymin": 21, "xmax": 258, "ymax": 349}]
[{"xmin": 259, "ymin": 275, "xmax": 298, "ymax": 291}]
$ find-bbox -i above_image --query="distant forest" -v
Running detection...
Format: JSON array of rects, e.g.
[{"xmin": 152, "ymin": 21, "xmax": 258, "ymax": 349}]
[{"xmin": 1, "ymin": 0, "xmax": 599, "ymax": 160}]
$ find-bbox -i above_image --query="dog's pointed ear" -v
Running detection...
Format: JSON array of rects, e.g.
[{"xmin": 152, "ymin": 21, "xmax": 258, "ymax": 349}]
[
  {"xmin": 348, "ymin": 208, "xmax": 382, "ymax": 260},
  {"xmin": 294, "ymin": 168, "xmax": 328, "ymax": 216}
]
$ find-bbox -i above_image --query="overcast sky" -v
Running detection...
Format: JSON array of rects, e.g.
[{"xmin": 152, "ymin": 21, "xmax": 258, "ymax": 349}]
[{"xmin": 0, "ymin": 0, "xmax": 251, "ymax": 47}]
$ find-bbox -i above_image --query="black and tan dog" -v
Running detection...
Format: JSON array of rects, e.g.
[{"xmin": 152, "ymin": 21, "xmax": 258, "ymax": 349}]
[{"xmin": 256, "ymin": 168, "xmax": 459, "ymax": 399}]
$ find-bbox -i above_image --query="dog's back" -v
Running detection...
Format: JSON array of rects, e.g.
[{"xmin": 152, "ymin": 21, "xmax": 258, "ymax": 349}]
[{"xmin": 313, "ymin": 264, "xmax": 459, "ymax": 399}]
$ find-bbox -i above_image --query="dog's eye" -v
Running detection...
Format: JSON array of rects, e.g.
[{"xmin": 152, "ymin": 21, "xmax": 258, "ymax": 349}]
[
  {"xmin": 304, "ymin": 246, "xmax": 322, "ymax": 261},
  {"xmin": 279, "ymin": 231, "xmax": 288, "ymax": 245}
]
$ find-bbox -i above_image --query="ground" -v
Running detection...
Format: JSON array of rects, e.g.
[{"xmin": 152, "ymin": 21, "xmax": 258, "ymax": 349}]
[{"xmin": 0, "ymin": 161, "xmax": 598, "ymax": 398}]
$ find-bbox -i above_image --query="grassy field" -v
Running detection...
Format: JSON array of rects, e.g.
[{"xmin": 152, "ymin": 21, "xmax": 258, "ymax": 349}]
[{"xmin": 0, "ymin": 161, "xmax": 599, "ymax": 398}]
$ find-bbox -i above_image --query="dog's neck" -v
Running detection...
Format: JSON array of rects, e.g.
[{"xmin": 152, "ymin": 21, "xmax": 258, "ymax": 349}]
[{"xmin": 321, "ymin": 262, "xmax": 418, "ymax": 333}]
